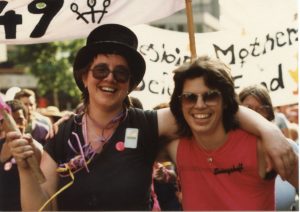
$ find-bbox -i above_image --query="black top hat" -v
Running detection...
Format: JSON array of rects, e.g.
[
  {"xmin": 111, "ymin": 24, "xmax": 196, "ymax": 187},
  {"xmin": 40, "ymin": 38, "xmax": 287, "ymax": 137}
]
[{"xmin": 73, "ymin": 24, "xmax": 146, "ymax": 92}]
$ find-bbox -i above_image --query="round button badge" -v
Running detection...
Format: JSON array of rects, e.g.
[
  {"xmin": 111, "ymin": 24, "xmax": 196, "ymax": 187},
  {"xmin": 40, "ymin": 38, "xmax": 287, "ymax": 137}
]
[{"xmin": 115, "ymin": 141, "xmax": 125, "ymax": 151}]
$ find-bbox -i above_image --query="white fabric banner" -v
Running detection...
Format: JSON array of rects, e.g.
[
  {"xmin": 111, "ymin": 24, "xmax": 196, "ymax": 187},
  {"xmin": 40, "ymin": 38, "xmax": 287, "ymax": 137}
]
[
  {"xmin": 130, "ymin": 25, "xmax": 298, "ymax": 109},
  {"xmin": 0, "ymin": 0, "xmax": 184, "ymax": 44}
]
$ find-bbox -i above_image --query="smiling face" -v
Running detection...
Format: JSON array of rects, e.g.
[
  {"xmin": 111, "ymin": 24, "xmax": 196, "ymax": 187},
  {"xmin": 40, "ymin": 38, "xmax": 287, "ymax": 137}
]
[
  {"xmin": 82, "ymin": 54, "xmax": 130, "ymax": 111},
  {"xmin": 181, "ymin": 77, "xmax": 224, "ymax": 136}
]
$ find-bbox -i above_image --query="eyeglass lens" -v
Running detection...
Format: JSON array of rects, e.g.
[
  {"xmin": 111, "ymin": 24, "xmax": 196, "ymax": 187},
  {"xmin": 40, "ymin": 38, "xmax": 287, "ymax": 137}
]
[
  {"xmin": 179, "ymin": 90, "xmax": 221, "ymax": 105},
  {"xmin": 91, "ymin": 63, "xmax": 130, "ymax": 83}
]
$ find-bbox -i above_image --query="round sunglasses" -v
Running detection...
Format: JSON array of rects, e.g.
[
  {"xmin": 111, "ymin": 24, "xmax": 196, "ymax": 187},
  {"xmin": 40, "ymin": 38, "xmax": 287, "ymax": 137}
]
[
  {"xmin": 90, "ymin": 63, "xmax": 130, "ymax": 83},
  {"xmin": 179, "ymin": 90, "xmax": 221, "ymax": 106}
]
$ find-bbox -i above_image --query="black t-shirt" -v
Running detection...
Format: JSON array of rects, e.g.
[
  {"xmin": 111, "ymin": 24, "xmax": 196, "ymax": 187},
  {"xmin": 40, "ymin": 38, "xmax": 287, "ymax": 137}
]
[
  {"xmin": 44, "ymin": 108, "xmax": 159, "ymax": 211},
  {"xmin": 0, "ymin": 138, "xmax": 21, "ymax": 211}
]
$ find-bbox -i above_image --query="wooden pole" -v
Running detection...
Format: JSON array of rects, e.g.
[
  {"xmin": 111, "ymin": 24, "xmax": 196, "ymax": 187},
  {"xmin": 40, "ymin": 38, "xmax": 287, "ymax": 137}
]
[{"xmin": 185, "ymin": 0, "xmax": 197, "ymax": 61}]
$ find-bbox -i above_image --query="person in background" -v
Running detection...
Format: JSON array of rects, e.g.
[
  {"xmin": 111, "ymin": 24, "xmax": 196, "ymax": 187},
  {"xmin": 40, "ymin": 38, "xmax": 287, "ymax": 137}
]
[
  {"xmin": 6, "ymin": 24, "xmax": 297, "ymax": 211},
  {"xmin": 286, "ymin": 104, "xmax": 298, "ymax": 124},
  {"xmin": 39, "ymin": 106, "xmax": 63, "ymax": 124},
  {"xmin": 0, "ymin": 100, "xmax": 41, "ymax": 211},
  {"xmin": 238, "ymin": 84, "xmax": 299, "ymax": 211},
  {"xmin": 166, "ymin": 56, "xmax": 298, "ymax": 210},
  {"xmin": 14, "ymin": 89, "xmax": 51, "ymax": 145},
  {"xmin": 152, "ymin": 102, "xmax": 182, "ymax": 211},
  {"xmin": 274, "ymin": 111, "xmax": 291, "ymax": 138},
  {"xmin": 129, "ymin": 96, "xmax": 144, "ymax": 109},
  {"xmin": 285, "ymin": 104, "xmax": 299, "ymax": 144},
  {"xmin": 276, "ymin": 104, "xmax": 299, "ymax": 125},
  {"xmin": 289, "ymin": 123, "xmax": 298, "ymax": 143}
]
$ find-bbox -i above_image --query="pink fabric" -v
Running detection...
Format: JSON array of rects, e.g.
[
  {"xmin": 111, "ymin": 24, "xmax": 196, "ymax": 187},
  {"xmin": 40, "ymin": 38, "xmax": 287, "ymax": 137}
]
[
  {"xmin": 176, "ymin": 129, "xmax": 275, "ymax": 210},
  {"xmin": 151, "ymin": 179, "xmax": 161, "ymax": 211}
]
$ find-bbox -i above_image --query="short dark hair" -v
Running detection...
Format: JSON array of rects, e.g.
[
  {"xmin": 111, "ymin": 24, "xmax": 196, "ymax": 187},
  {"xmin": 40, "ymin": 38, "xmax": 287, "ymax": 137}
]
[
  {"xmin": 129, "ymin": 96, "xmax": 143, "ymax": 109},
  {"xmin": 5, "ymin": 99, "xmax": 28, "ymax": 120},
  {"xmin": 169, "ymin": 56, "xmax": 239, "ymax": 137}
]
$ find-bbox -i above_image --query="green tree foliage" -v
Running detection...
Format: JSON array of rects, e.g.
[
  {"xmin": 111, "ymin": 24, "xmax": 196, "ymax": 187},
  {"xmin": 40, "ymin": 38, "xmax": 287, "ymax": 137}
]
[{"xmin": 8, "ymin": 39, "xmax": 84, "ymax": 109}]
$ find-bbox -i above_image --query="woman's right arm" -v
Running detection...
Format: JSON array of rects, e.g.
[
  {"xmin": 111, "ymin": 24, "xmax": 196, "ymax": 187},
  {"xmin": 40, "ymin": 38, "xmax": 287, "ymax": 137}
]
[{"xmin": 6, "ymin": 131, "xmax": 58, "ymax": 211}]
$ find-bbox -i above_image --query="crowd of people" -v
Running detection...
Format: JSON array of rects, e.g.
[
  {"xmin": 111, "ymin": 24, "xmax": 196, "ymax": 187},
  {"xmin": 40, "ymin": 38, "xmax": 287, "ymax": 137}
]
[{"xmin": 0, "ymin": 23, "xmax": 298, "ymax": 211}]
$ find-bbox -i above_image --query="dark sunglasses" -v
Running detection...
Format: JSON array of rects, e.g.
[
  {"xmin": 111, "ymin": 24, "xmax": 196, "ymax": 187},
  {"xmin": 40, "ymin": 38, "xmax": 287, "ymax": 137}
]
[
  {"xmin": 90, "ymin": 63, "xmax": 130, "ymax": 83},
  {"xmin": 179, "ymin": 90, "xmax": 221, "ymax": 106}
]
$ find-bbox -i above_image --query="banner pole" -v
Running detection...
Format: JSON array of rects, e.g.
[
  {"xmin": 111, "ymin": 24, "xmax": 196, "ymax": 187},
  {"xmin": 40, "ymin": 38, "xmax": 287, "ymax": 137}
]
[{"xmin": 185, "ymin": 0, "xmax": 197, "ymax": 61}]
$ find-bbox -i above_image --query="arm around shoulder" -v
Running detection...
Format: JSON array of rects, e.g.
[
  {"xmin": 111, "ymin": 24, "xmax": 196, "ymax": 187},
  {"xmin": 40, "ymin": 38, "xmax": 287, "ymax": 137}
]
[
  {"xmin": 237, "ymin": 106, "xmax": 297, "ymax": 180},
  {"xmin": 157, "ymin": 108, "xmax": 178, "ymax": 140}
]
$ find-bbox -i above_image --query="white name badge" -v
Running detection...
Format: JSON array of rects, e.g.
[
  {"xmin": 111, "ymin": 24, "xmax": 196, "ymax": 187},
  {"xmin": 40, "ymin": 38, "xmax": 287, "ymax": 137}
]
[{"xmin": 124, "ymin": 128, "xmax": 139, "ymax": 149}]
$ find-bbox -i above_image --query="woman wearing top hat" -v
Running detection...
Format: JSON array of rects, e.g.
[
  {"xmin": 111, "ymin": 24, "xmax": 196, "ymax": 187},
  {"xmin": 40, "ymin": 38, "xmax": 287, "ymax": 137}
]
[{"xmin": 6, "ymin": 24, "xmax": 296, "ymax": 211}]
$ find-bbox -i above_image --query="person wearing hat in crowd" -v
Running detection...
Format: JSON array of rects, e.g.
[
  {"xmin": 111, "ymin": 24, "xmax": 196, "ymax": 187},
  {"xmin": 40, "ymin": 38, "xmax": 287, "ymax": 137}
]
[
  {"xmin": 165, "ymin": 56, "xmax": 298, "ymax": 210},
  {"xmin": 6, "ymin": 24, "xmax": 297, "ymax": 211},
  {"xmin": 40, "ymin": 106, "xmax": 64, "ymax": 124}
]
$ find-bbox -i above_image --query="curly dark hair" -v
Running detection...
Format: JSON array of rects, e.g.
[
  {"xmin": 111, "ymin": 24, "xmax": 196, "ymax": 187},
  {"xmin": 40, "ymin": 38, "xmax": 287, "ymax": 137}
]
[{"xmin": 169, "ymin": 56, "xmax": 239, "ymax": 138}]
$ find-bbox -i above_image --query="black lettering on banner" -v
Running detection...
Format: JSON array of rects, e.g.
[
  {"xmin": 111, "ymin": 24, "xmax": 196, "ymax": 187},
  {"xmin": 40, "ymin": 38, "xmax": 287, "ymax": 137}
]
[
  {"xmin": 249, "ymin": 37, "xmax": 260, "ymax": 57},
  {"xmin": 97, "ymin": 0, "xmax": 110, "ymax": 24},
  {"xmin": 213, "ymin": 27, "xmax": 298, "ymax": 67},
  {"xmin": 213, "ymin": 44, "xmax": 235, "ymax": 65},
  {"xmin": 135, "ymin": 71, "xmax": 173, "ymax": 96},
  {"xmin": 139, "ymin": 43, "xmax": 191, "ymax": 67},
  {"xmin": 270, "ymin": 63, "xmax": 284, "ymax": 91},
  {"xmin": 161, "ymin": 47, "xmax": 176, "ymax": 64},
  {"xmin": 260, "ymin": 81, "xmax": 268, "ymax": 89},
  {"xmin": 0, "ymin": 1, "xmax": 22, "ymax": 39},
  {"xmin": 149, "ymin": 80, "xmax": 159, "ymax": 94},
  {"xmin": 238, "ymin": 48, "xmax": 248, "ymax": 67},
  {"xmin": 276, "ymin": 31, "xmax": 286, "ymax": 47},
  {"xmin": 234, "ymin": 64, "xmax": 285, "ymax": 92},
  {"xmin": 233, "ymin": 75, "xmax": 243, "ymax": 90},
  {"xmin": 140, "ymin": 44, "xmax": 159, "ymax": 62},
  {"xmin": 262, "ymin": 34, "xmax": 274, "ymax": 54},
  {"xmin": 287, "ymin": 28, "xmax": 298, "ymax": 44},
  {"xmin": 147, "ymin": 78, "xmax": 173, "ymax": 96},
  {"xmin": 161, "ymin": 72, "xmax": 168, "ymax": 95},
  {"xmin": 254, "ymin": 64, "xmax": 285, "ymax": 92},
  {"xmin": 70, "ymin": 0, "xmax": 111, "ymax": 24},
  {"xmin": 28, "ymin": 0, "xmax": 63, "ymax": 38}
]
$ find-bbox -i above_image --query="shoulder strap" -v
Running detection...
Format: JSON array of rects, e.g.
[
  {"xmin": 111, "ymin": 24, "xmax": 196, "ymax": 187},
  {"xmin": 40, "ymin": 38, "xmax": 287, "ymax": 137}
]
[{"xmin": 55, "ymin": 115, "xmax": 76, "ymax": 143}]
